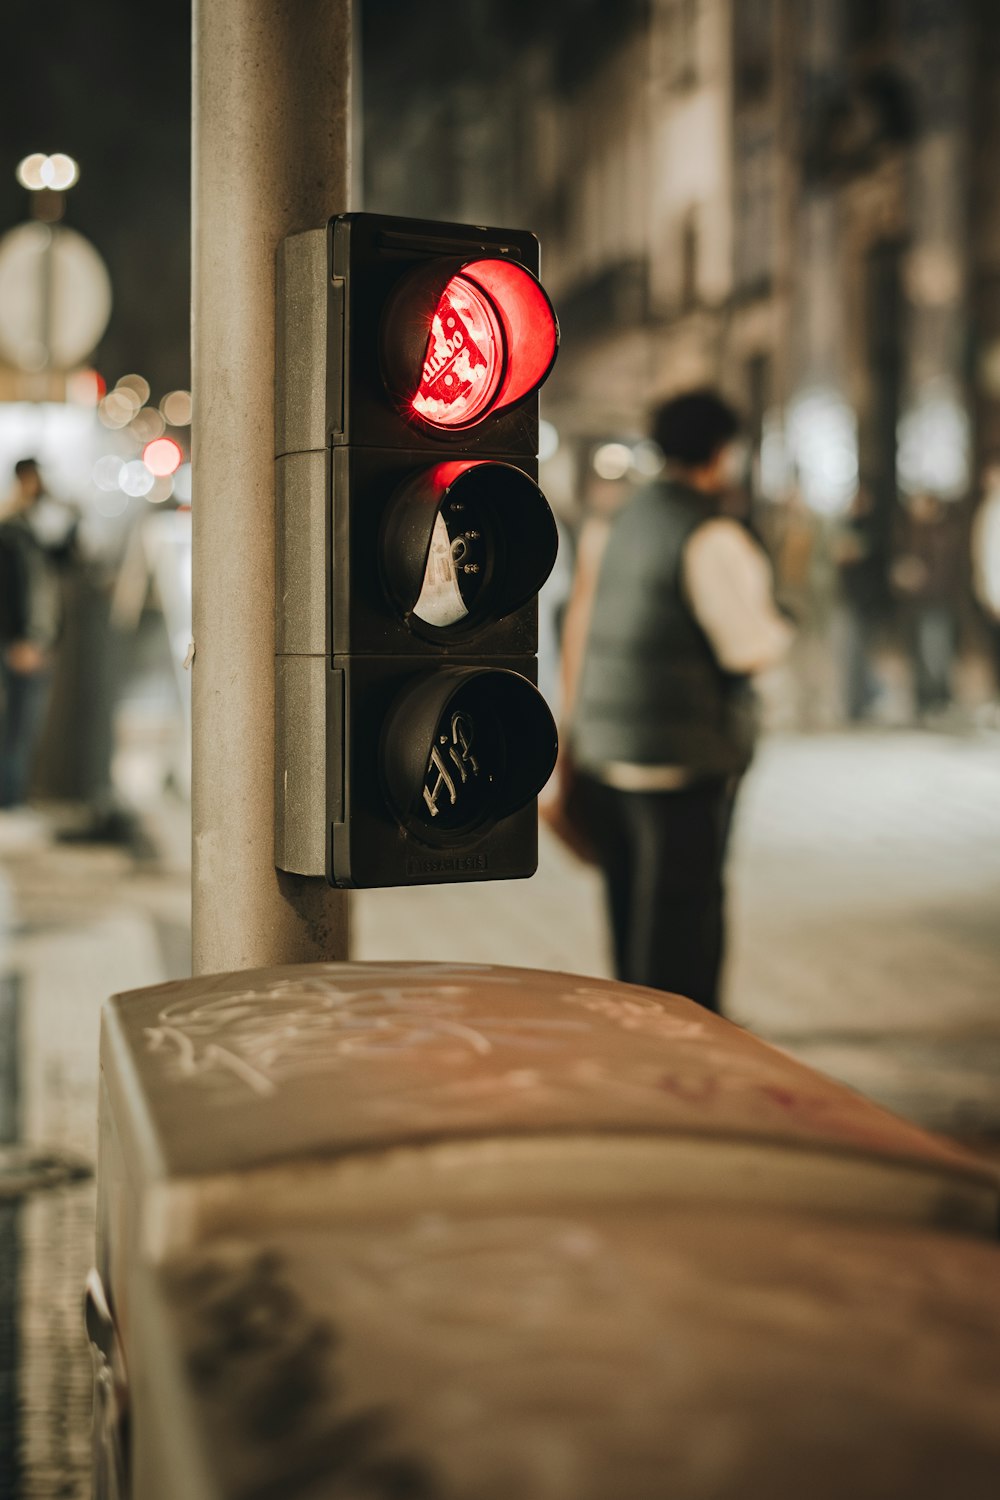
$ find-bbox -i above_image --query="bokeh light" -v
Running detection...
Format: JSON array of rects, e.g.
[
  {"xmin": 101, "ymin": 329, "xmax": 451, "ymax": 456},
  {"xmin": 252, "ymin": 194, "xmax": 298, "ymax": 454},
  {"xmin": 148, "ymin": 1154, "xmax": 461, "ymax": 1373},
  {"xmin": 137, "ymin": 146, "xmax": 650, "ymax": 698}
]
[
  {"xmin": 116, "ymin": 373, "xmax": 151, "ymax": 406},
  {"xmin": 592, "ymin": 442, "xmax": 632, "ymax": 480},
  {"xmin": 130, "ymin": 407, "xmax": 166, "ymax": 443},
  {"xmin": 98, "ymin": 390, "xmax": 140, "ymax": 429},
  {"xmin": 16, "ymin": 154, "xmax": 47, "ymax": 190},
  {"xmin": 120, "ymin": 459, "xmax": 156, "ymax": 497},
  {"xmin": 93, "ymin": 455, "xmax": 125, "ymax": 492},
  {"xmin": 16, "ymin": 152, "xmax": 79, "ymax": 191},
  {"xmin": 631, "ymin": 440, "xmax": 665, "ymax": 478},
  {"xmin": 786, "ymin": 390, "xmax": 859, "ymax": 515},
  {"xmin": 67, "ymin": 370, "xmax": 105, "ymax": 407},
  {"xmin": 143, "ymin": 437, "xmax": 183, "ymax": 477},
  {"xmin": 896, "ymin": 381, "xmax": 970, "ymax": 502},
  {"xmin": 539, "ymin": 419, "xmax": 560, "ymax": 463},
  {"xmin": 45, "ymin": 154, "xmax": 79, "ymax": 190},
  {"xmin": 146, "ymin": 474, "xmax": 175, "ymax": 504},
  {"xmin": 160, "ymin": 389, "xmax": 192, "ymax": 427}
]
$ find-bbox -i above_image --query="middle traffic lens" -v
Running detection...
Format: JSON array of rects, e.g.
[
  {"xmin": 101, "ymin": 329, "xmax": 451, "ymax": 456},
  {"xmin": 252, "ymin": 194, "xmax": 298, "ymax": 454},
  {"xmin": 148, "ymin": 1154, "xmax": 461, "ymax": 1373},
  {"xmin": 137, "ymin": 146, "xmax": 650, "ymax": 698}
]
[
  {"xmin": 411, "ymin": 485, "xmax": 491, "ymax": 629},
  {"xmin": 380, "ymin": 460, "xmax": 558, "ymax": 639}
]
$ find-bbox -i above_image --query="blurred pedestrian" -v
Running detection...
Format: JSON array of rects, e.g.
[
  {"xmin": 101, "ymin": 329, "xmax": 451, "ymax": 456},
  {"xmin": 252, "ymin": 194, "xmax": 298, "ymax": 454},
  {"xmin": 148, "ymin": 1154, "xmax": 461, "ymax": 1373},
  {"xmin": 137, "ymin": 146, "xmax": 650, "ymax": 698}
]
[
  {"xmin": 891, "ymin": 492, "xmax": 963, "ymax": 722},
  {"xmin": 545, "ymin": 391, "xmax": 792, "ymax": 1012},
  {"xmin": 0, "ymin": 458, "xmax": 77, "ymax": 813},
  {"xmin": 972, "ymin": 465, "xmax": 1000, "ymax": 707},
  {"xmin": 832, "ymin": 486, "xmax": 884, "ymax": 723}
]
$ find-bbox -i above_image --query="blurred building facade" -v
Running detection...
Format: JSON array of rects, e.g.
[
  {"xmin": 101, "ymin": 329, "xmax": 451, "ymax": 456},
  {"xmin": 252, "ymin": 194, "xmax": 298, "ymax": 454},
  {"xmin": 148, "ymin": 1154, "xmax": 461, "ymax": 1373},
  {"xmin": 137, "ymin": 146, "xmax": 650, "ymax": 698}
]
[{"xmin": 366, "ymin": 0, "xmax": 1000, "ymax": 620}]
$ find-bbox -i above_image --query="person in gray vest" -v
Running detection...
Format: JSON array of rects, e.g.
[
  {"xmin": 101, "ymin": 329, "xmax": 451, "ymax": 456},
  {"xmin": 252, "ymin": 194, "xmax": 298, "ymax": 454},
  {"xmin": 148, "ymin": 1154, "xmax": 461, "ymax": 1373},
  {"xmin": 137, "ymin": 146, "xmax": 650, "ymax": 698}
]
[{"xmin": 548, "ymin": 391, "xmax": 792, "ymax": 1012}]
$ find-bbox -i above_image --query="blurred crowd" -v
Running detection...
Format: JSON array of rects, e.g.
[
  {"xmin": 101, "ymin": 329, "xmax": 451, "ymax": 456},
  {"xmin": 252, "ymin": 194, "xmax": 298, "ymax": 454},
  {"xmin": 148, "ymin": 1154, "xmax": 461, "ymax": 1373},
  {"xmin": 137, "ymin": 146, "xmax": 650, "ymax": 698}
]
[{"xmin": 0, "ymin": 452, "xmax": 189, "ymax": 852}]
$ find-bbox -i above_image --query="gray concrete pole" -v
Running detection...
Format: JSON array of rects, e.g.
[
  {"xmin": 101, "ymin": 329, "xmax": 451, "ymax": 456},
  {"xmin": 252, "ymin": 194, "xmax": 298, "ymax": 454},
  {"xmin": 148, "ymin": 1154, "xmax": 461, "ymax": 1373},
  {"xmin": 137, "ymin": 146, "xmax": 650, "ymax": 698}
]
[{"xmin": 192, "ymin": 0, "xmax": 352, "ymax": 973}]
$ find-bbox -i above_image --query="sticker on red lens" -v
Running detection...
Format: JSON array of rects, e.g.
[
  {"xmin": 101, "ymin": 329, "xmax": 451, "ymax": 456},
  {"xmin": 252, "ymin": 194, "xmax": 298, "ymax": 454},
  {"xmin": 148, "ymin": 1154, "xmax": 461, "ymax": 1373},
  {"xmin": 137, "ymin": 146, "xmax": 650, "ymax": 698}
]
[{"xmin": 412, "ymin": 275, "xmax": 504, "ymax": 427}]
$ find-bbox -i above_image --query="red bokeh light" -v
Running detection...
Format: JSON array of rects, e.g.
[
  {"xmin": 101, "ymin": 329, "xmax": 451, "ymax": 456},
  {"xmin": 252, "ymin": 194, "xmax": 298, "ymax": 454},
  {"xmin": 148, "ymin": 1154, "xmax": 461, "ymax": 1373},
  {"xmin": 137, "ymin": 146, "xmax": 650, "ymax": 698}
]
[{"xmin": 143, "ymin": 437, "xmax": 183, "ymax": 477}]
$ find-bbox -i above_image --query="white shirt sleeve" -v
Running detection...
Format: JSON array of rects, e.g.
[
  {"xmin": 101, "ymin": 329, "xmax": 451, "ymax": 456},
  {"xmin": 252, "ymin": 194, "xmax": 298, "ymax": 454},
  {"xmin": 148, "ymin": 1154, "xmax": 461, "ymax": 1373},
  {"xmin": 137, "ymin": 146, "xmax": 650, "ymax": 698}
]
[{"xmin": 682, "ymin": 517, "xmax": 794, "ymax": 673}]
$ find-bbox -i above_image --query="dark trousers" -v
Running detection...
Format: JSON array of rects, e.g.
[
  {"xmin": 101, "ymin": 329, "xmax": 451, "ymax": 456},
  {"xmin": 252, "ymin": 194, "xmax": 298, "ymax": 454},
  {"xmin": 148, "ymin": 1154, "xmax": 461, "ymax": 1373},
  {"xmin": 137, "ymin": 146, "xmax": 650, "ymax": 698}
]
[
  {"xmin": 574, "ymin": 771, "xmax": 739, "ymax": 1012},
  {"xmin": 0, "ymin": 663, "xmax": 52, "ymax": 808}
]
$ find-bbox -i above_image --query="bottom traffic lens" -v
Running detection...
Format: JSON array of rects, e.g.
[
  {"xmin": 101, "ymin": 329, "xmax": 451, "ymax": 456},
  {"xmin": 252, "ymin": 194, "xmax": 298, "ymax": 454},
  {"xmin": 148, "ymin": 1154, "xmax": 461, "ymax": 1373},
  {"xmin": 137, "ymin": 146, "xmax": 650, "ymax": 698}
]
[{"xmin": 381, "ymin": 668, "xmax": 558, "ymax": 846}]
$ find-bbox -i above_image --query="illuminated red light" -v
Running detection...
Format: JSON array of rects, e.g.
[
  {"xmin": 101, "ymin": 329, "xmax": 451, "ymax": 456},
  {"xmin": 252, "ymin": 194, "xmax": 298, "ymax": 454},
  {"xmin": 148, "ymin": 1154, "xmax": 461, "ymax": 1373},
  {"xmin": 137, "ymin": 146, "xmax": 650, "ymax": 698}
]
[
  {"xmin": 385, "ymin": 257, "xmax": 559, "ymax": 432},
  {"xmin": 461, "ymin": 259, "xmax": 558, "ymax": 416},
  {"xmin": 412, "ymin": 276, "xmax": 504, "ymax": 427},
  {"xmin": 143, "ymin": 437, "xmax": 183, "ymax": 477}
]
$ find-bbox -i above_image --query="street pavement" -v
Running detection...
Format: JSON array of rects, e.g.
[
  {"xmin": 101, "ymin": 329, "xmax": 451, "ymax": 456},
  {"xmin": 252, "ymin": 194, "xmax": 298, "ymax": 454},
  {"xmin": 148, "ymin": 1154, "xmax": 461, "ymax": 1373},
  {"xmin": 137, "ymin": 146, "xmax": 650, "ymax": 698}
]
[
  {"xmin": 354, "ymin": 729, "xmax": 1000, "ymax": 1136},
  {"xmin": 0, "ymin": 727, "xmax": 998, "ymax": 1494}
]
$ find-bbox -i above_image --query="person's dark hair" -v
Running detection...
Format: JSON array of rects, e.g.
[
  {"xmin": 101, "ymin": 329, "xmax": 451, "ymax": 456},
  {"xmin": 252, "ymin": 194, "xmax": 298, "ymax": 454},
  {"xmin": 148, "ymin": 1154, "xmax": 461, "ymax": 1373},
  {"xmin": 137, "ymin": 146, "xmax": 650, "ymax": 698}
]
[
  {"xmin": 14, "ymin": 457, "xmax": 40, "ymax": 480},
  {"xmin": 650, "ymin": 390, "xmax": 740, "ymax": 468}
]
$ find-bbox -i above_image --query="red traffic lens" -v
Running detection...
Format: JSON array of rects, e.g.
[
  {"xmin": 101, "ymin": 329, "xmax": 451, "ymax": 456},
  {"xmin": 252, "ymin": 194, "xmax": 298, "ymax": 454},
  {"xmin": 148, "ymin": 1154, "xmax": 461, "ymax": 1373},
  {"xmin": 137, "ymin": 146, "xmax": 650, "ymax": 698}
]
[
  {"xmin": 460, "ymin": 259, "xmax": 558, "ymax": 415},
  {"xmin": 381, "ymin": 257, "xmax": 559, "ymax": 432},
  {"xmin": 412, "ymin": 275, "xmax": 504, "ymax": 427}
]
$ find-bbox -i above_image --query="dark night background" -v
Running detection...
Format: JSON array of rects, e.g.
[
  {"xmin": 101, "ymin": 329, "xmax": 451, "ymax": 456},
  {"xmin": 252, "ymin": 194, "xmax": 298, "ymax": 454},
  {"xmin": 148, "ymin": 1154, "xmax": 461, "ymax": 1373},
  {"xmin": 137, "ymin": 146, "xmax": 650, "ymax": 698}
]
[
  {"xmin": 0, "ymin": 0, "xmax": 632, "ymax": 401},
  {"xmin": 0, "ymin": 0, "xmax": 192, "ymax": 395}
]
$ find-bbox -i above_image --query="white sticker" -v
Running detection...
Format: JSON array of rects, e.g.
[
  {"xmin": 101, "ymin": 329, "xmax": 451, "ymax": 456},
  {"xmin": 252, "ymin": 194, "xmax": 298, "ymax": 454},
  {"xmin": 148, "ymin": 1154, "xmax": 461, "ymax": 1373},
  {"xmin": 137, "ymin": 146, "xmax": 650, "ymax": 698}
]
[{"xmin": 413, "ymin": 511, "xmax": 468, "ymax": 628}]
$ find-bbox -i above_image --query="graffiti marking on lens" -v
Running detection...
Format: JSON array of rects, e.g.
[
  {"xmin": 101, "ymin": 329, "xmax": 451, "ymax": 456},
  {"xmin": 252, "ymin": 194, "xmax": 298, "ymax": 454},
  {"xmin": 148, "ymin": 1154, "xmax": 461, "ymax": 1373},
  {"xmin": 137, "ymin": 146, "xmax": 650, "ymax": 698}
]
[
  {"xmin": 422, "ymin": 711, "xmax": 481, "ymax": 818},
  {"xmin": 412, "ymin": 277, "xmax": 503, "ymax": 427},
  {"xmin": 414, "ymin": 512, "xmax": 468, "ymax": 628}
]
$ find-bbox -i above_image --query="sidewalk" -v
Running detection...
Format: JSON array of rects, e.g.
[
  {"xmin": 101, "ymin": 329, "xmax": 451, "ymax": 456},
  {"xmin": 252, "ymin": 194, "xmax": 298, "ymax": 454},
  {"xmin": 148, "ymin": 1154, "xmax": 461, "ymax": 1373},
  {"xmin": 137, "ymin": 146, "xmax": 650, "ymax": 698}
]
[
  {"xmin": 0, "ymin": 728, "xmax": 998, "ymax": 1495},
  {"xmin": 0, "ymin": 812, "xmax": 189, "ymax": 1500},
  {"xmin": 354, "ymin": 729, "xmax": 1000, "ymax": 1135},
  {"xmin": 728, "ymin": 731, "xmax": 1000, "ymax": 1133}
]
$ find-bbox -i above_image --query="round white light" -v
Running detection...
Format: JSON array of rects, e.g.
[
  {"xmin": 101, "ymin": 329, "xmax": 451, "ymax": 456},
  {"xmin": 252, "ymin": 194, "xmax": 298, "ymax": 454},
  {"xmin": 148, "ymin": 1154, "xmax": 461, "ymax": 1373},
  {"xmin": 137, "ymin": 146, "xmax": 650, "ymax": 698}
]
[
  {"xmin": 16, "ymin": 153, "xmax": 79, "ymax": 191},
  {"xmin": 16, "ymin": 154, "xmax": 48, "ymax": 191},
  {"xmin": 93, "ymin": 455, "xmax": 125, "ymax": 491},
  {"xmin": 631, "ymin": 440, "xmax": 665, "ymax": 478},
  {"xmin": 593, "ymin": 442, "xmax": 632, "ymax": 481},
  {"xmin": 787, "ymin": 390, "xmax": 859, "ymax": 515},
  {"xmin": 45, "ymin": 154, "xmax": 79, "ymax": 191},
  {"xmin": 120, "ymin": 459, "xmax": 156, "ymax": 498},
  {"xmin": 539, "ymin": 419, "xmax": 560, "ymax": 463}
]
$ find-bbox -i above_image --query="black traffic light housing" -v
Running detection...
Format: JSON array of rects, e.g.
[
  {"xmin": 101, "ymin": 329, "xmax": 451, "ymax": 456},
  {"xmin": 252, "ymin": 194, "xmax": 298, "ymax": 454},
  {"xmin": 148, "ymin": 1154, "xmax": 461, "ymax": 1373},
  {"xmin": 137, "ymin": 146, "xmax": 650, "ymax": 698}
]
[{"xmin": 275, "ymin": 212, "xmax": 560, "ymax": 889}]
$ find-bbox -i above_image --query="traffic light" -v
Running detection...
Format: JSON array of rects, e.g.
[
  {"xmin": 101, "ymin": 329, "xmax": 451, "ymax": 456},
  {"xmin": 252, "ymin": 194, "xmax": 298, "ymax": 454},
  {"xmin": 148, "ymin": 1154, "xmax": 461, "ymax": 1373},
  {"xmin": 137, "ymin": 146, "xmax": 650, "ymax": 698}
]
[{"xmin": 275, "ymin": 213, "xmax": 560, "ymax": 888}]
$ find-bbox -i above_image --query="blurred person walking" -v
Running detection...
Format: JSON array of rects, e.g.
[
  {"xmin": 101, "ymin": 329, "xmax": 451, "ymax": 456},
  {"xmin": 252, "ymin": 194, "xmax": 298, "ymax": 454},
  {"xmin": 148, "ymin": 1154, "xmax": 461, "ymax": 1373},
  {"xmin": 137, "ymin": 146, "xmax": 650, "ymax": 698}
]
[
  {"xmin": 0, "ymin": 458, "xmax": 77, "ymax": 818},
  {"xmin": 546, "ymin": 391, "xmax": 792, "ymax": 1012}
]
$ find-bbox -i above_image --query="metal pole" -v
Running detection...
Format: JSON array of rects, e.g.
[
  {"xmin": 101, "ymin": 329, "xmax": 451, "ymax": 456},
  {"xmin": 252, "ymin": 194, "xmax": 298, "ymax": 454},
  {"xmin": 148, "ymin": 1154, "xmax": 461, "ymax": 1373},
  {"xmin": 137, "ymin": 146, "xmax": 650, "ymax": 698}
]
[{"xmin": 192, "ymin": 0, "xmax": 352, "ymax": 973}]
